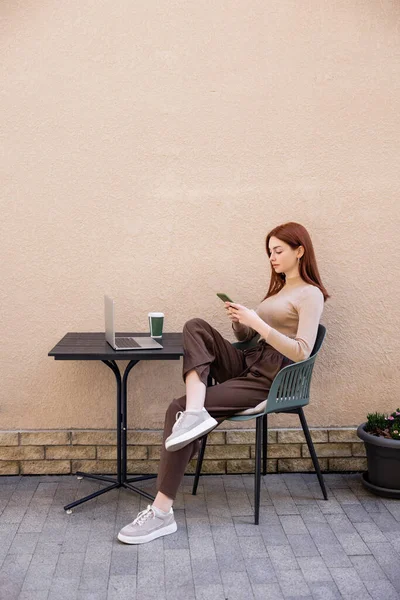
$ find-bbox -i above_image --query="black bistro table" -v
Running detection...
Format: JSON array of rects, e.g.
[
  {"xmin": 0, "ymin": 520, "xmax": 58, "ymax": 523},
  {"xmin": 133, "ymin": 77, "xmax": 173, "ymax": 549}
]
[{"xmin": 48, "ymin": 332, "xmax": 183, "ymax": 513}]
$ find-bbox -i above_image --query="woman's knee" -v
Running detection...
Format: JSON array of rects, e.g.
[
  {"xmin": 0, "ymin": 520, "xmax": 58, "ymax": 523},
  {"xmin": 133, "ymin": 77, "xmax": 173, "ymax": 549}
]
[{"xmin": 183, "ymin": 317, "xmax": 209, "ymax": 333}]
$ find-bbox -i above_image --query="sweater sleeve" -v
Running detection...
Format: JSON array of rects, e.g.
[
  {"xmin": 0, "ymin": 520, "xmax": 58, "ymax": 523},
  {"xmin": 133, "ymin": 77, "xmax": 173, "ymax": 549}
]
[
  {"xmin": 264, "ymin": 287, "xmax": 324, "ymax": 362},
  {"xmin": 231, "ymin": 322, "xmax": 259, "ymax": 343}
]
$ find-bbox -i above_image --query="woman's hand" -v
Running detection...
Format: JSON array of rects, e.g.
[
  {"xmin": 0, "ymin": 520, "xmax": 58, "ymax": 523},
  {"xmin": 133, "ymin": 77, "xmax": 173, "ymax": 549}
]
[
  {"xmin": 225, "ymin": 301, "xmax": 239, "ymax": 324},
  {"xmin": 224, "ymin": 301, "xmax": 260, "ymax": 330}
]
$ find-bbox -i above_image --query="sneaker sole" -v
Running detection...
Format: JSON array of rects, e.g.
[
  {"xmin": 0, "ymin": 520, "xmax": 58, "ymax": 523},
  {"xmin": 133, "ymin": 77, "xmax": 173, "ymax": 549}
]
[
  {"xmin": 117, "ymin": 520, "xmax": 177, "ymax": 544},
  {"xmin": 165, "ymin": 417, "xmax": 218, "ymax": 452}
]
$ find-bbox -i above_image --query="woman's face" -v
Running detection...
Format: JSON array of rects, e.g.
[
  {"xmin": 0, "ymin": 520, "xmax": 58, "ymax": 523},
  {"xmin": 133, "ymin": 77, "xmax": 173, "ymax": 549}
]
[{"xmin": 268, "ymin": 236, "xmax": 302, "ymax": 275}]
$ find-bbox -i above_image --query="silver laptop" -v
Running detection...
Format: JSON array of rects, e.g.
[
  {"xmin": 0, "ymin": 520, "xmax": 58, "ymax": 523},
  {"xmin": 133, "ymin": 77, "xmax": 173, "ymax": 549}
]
[{"xmin": 104, "ymin": 295, "xmax": 163, "ymax": 350}]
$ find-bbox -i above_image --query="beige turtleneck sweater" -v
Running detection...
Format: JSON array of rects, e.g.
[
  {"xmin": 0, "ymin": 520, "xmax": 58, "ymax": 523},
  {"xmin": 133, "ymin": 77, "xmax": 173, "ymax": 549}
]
[{"xmin": 232, "ymin": 275, "xmax": 325, "ymax": 362}]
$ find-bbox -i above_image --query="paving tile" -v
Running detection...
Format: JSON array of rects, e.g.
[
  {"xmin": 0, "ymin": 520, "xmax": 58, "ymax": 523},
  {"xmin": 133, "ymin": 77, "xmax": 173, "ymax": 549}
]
[
  {"xmin": 18, "ymin": 592, "xmax": 49, "ymax": 600},
  {"xmin": 77, "ymin": 592, "xmax": 108, "ymax": 600},
  {"xmin": 325, "ymin": 513, "xmax": 356, "ymax": 534},
  {"xmin": 305, "ymin": 522, "xmax": 338, "ymax": 545},
  {"xmin": 137, "ymin": 536, "xmax": 164, "ymax": 563},
  {"xmin": 34, "ymin": 541, "xmax": 63, "ymax": 560},
  {"xmin": 279, "ymin": 515, "xmax": 308, "ymax": 535},
  {"xmin": 191, "ymin": 558, "xmax": 222, "ymax": 586},
  {"xmin": 367, "ymin": 541, "xmax": 399, "ymax": 566},
  {"xmin": 84, "ymin": 541, "xmax": 113, "ymax": 564},
  {"xmin": 194, "ymin": 584, "xmax": 225, "ymax": 600},
  {"xmin": 364, "ymin": 578, "xmax": 400, "ymax": 600},
  {"xmin": 360, "ymin": 499, "xmax": 388, "ymax": 513},
  {"xmin": 212, "ymin": 526, "xmax": 245, "ymax": 572},
  {"xmin": 297, "ymin": 504, "xmax": 327, "ymax": 524},
  {"xmin": 0, "ymin": 553, "xmax": 33, "ymax": 599},
  {"xmin": 62, "ymin": 528, "xmax": 91, "ymax": 553},
  {"xmin": 353, "ymin": 521, "xmax": 389, "ymax": 544},
  {"xmin": 384, "ymin": 531, "xmax": 400, "ymax": 556},
  {"xmin": 251, "ymin": 582, "xmax": 284, "ymax": 599},
  {"xmin": 319, "ymin": 474, "xmax": 349, "ymax": 488},
  {"xmin": 0, "ymin": 506, "xmax": 28, "ymax": 524},
  {"xmin": 334, "ymin": 531, "xmax": 372, "ymax": 555},
  {"xmin": 109, "ymin": 547, "xmax": 138, "ymax": 576},
  {"xmin": 259, "ymin": 524, "xmax": 289, "ymax": 546},
  {"xmin": 342, "ymin": 503, "xmax": 373, "ymax": 523},
  {"xmin": 226, "ymin": 489, "xmax": 254, "ymax": 517},
  {"xmin": 316, "ymin": 544, "xmax": 353, "ymax": 568},
  {"xmin": 164, "ymin": 548, "xmax": 192, "ymax": 588},
  {"xmin": 370, "ymin": 510, "xmax": 400, "ymax": 533},
  {"xmin": 382, "ymin": 500, "xmax": 400, "ymax": 522},
  {"xmin": 287, "ymin": 533, "xmax": 320, "ymax": 557},
  {"xmin": 188, "ymin": 532, "xmax": 216, "ymax": 560},
  {"xmin": 267, "ymin": 544, "xmax": 299, "ymax": 572},
  {"xmin": 8, "ymin": 532, "xmax": 39, "ymax": 554},
  {"xmin": 166, "ymin": 583, "xmax": 196, "ymax": 599},
  {"xmin": 257, "ymin": 505, "xmax": 280, "ymax": 525},
  {"xmin": 221, "ymin": 570, "xmax": 255, "ymax": 600},
  {"xmin": 350, "ymin": 555, "xmax": 388, "ymax": 582},
  {"xmin": 272, "ymin": 500, "xmax": 300, "ymax": 516},
  {"xmin": 106, "ymin": 575, "xmax": 136, "ymax": 600},
  {"xmin": 233, "ymin": 515, "xmax": 265, "ymax": 536},
  {"xmin": 297, "ymin": 556, "xmax": 333, "ymax": 583},
  {"xmin": 244, "ymin": 557, "xmax": 277, "ymax": 584},
  {"xmin": 331, "ymin": 488, "xmax": 361, "ymax": 504},
  {"xmin": 284, "ymin": 596, "xmax": 314, "ymax": 600},
  {"xmin": 79, "ymin": 562, "xmax": 110, "ymax": 592},
  {"xmin": 54, "ymin": 551, "xmax": 86, "ymax": 578},
  {"xmin": 275, "ymin": 568, "xmax": 311, "ymax": 597},
  {"xmin": 308, "ymin": 581, "xmax": 343, "ymax": 599},
  {"xmin": 329, "ymin": 566, "xmax": 373, "ymax": 599},
  {"xmin": 316, "ymin": 498, "xmax": 344, "ymax": 514},
  {"xmin": 48, "ymin": 577, "xmax": 79, "ymax": 600},
  {"xmin": 238, "ymin": 535, "xmax": 268, "ymax": 558}
]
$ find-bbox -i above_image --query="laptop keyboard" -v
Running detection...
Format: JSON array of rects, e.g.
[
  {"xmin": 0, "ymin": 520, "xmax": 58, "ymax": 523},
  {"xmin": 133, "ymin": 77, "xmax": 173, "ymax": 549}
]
[{"xmin": 115, "ymin": 337, "xmax": 141, "ymax": 348}]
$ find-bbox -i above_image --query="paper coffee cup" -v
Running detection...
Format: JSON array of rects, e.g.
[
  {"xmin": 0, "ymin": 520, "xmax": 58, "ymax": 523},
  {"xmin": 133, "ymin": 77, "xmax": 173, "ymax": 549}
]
[{"xmin": 148, "ymin": 312, "xmax": 164, "ymax": 338}]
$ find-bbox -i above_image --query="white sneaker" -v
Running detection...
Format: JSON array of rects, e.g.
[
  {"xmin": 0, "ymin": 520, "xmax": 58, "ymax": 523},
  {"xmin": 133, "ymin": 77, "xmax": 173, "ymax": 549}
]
[
  {"xmin": 165, "ymin": 409, "xmax": 218, "ymax": 452},
  {"xmin": 117, "ymin": 505, "xmax": 177, "ymax": 544}
]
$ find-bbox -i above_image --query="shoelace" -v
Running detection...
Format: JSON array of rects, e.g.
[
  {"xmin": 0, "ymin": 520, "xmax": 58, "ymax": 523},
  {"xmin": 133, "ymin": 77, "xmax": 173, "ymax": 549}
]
[
  {"xmin": 132, "ymin": 505, "xmax": 155, "ymax": 526},
  {"xmin": 173, "ymin": 410, "xmax": 185, "ymax": 430}
]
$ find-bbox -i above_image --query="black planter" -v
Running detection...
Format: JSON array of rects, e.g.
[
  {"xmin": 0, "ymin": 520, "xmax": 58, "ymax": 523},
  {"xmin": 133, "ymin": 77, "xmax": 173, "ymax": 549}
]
[{"xmin": 357, "ymin": 423, "xmax": 400, "ymax": 499}]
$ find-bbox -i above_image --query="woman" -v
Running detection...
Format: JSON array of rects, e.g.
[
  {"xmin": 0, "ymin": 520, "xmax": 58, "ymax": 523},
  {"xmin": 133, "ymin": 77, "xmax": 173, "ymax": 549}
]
[{"xmin": 118, "ymin": 221, "xmax": 330, "ymax": 544}]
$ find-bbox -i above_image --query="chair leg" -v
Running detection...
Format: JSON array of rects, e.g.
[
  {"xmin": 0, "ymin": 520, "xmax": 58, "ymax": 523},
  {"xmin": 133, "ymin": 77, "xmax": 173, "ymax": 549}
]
[
  {"xmin": 192, "ymin": 374, "xmax": 214, "ymax": 495},
  {"xmin": 192, "ymin": 434, "xmax": 208, "ymax": 495},
  {"xmin": 254, "ymin": 417, "xmax": 262, "ymax": 525},
  {"xmin": 298, "ymin": 408, "xmax": 328, "ymax": 500},
  {"xmin": 262, "ymin": 414, "xmax": 268, "ymax": 476}
]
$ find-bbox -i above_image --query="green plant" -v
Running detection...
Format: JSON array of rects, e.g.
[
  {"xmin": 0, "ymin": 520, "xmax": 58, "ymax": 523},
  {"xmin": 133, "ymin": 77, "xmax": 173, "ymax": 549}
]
[{"xmin": 365, "ymin": 409, "xmax": 400, "ymax": 440}]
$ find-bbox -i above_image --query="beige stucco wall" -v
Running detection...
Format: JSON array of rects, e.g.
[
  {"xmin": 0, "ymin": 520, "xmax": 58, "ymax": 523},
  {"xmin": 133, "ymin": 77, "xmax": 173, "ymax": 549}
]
[{"xmin": 1, "ymin": 0, "xmax": 399, "ymax": 432}]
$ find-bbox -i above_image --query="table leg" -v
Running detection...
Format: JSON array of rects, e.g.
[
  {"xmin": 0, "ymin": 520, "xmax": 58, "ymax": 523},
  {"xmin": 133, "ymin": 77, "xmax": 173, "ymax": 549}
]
[{"xmin": 64, "ymin": 359, "xmax": 156, "ymax": 512}]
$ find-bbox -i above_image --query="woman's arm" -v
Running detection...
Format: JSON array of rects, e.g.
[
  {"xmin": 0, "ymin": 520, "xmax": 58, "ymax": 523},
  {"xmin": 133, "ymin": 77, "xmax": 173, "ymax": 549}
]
[{"xmin": 256, "ymin": 287, "xmax": 324, "ymax": 362}]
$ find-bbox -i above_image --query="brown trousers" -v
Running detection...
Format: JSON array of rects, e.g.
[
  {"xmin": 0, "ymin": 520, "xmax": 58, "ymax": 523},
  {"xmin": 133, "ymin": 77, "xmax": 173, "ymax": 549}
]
[{"xmin": 155, "ymin": 317, "xmax": 293, "ymax": 500}]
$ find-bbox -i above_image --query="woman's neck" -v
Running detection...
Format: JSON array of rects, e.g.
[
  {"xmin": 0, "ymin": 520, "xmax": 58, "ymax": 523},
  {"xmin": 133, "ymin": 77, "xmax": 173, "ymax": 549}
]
[{"xmin": 283, "ymin": 273, "xmax": 303, "ymax": 287}]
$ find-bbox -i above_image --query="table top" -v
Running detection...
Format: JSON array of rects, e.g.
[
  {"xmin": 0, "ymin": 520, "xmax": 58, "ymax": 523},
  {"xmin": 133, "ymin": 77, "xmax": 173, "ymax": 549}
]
[{"xmin": 48, "ymin": 332, "xmax": 183, "ymax": 361}]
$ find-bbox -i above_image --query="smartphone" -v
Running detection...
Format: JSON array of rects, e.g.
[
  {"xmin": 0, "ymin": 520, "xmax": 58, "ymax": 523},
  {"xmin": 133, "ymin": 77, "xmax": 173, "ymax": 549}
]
[{"xmin": 216, "ymin": 292, "xmax": 234, "ymax": 303}]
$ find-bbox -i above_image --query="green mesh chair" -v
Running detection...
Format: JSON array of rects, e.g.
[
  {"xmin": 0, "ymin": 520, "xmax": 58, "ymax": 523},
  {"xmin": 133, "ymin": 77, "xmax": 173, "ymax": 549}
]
[{"xmin": 192, "ymin": 324, "xmax": 327, "ymax": 524}]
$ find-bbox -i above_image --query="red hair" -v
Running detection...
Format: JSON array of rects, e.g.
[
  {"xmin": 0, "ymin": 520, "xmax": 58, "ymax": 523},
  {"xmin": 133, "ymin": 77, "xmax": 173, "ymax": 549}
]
[{"xmin": 262, "ymin": 222, "xmax": 330, "ymax": 302}]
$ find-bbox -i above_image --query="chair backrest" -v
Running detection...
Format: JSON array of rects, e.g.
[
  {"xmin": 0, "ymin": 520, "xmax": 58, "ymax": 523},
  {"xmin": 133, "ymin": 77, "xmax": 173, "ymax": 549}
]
[
  {"xmin": 264, "ymin": 323, "xmax": 326, "ymax": 414},
  {"xmin": 310, "ymin": 323, "xmax": 326, "ymax": 357}
]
